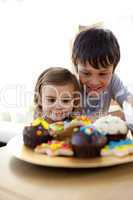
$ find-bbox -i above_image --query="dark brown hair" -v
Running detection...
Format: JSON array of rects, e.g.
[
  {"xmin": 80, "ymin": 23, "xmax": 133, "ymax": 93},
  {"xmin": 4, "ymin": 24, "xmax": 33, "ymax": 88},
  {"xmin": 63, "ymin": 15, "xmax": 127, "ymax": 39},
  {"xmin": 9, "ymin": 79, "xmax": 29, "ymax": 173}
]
[
  {"xmin": 72, "ymin": 27, "xmax": 120, "ymax": 72},
  {"xmin": 34, "ymin": 67, "xmax": 81, "ymax": 118}
]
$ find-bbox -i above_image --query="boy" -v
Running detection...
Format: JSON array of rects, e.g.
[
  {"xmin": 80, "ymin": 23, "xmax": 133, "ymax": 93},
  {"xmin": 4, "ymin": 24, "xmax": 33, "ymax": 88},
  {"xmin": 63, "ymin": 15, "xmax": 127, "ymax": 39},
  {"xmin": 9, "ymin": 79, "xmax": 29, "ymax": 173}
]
[{"xmin": 72, "ymin": 27, "xmax": 132, "ymax": 116}]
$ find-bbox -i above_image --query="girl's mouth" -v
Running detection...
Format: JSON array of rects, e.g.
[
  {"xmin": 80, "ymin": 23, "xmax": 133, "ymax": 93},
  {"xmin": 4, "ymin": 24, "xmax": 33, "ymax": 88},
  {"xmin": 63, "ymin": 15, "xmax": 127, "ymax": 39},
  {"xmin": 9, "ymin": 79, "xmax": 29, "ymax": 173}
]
[{"xmin": 49, "ymin": 111, "xmax": 70, "ymax": 121}]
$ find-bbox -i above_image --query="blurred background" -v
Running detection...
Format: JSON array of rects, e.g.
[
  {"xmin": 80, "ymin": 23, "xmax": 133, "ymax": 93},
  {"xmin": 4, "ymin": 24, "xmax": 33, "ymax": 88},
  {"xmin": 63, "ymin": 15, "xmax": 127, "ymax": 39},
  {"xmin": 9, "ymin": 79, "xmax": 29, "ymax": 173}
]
[{"xmin": 0, "ymin": 0, "xmax": 133, "ymax": 121}]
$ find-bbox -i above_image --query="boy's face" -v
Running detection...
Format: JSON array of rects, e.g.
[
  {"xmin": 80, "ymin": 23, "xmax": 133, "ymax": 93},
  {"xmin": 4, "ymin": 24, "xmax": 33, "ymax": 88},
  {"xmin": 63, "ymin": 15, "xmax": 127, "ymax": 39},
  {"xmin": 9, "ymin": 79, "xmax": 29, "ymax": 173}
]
[
  {"xmin": 41, "ymin": 84, "xmax": 75, "ymax": 121},
  {"xmin": 78, "ymin": 62, "xmax": 114, "ymax": 96}
]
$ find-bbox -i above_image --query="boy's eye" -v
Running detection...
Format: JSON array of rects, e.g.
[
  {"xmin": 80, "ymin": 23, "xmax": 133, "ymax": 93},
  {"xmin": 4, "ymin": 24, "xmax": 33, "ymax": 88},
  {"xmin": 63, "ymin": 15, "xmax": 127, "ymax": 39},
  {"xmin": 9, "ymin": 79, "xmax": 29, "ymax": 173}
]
[
  {"xmin": 99, "ymin": 73, "xmax": 109, "ymax": 76},
  {"xmin": 82, "ymin": 72, "xmax": 89, "ymax": 75},
  {"xmin": 80, "ymin": 71, "xmax": 91, "ymax": 76}
]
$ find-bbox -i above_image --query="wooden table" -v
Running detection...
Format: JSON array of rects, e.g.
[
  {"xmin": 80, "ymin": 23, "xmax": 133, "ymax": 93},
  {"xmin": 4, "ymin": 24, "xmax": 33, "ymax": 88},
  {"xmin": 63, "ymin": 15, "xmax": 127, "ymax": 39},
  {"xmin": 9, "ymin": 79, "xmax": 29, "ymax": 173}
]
[{"xmin": 1, "ymin": 146, "xmax": 133, "ymax": 200}]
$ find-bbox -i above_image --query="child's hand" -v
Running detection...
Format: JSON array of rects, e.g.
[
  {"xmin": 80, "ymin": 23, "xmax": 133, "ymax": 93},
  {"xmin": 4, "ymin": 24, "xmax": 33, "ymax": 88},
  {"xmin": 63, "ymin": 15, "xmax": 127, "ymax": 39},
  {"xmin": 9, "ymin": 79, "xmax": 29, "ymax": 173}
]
[{"xmin": 53, "ymin": 121, "xmax": 83, "ymax": 140}]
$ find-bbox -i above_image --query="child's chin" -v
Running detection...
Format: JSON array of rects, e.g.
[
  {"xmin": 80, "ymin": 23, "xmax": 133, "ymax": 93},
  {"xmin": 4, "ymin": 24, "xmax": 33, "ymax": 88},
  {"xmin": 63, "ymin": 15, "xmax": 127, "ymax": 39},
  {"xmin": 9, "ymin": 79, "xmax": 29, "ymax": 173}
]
[
  {"xmin": 55, "ymin": 117, "xmax": 64, "ymax": 121},
  {"xmin": 50, "ymin": 115, "xmax": 68, "ymax": 122},
  {"xmin": 86, "ymin": 88, "xmax": 105, "ymax": 96},
  {"xmin": 87, "ymin": 91, "xmax": 102, "ymax": 97}
]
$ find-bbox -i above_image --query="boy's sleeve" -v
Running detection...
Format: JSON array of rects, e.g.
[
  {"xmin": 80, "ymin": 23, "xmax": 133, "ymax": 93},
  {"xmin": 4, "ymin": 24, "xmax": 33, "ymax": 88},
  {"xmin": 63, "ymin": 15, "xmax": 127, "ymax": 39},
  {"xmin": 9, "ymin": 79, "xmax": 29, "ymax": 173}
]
[{"xmin": 111, "ymin": 74, "xmax": 132, "ymax": 107}]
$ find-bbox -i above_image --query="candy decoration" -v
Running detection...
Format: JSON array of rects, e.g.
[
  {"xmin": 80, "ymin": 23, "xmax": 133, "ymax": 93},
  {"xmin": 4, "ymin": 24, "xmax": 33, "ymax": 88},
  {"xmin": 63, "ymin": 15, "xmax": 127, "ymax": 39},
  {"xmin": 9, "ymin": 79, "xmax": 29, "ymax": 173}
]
[
  {"xmin": 36, "ymin": 130, "xmax": 43, "ymax": 136},
  {"xmin": 101, "ymin": 139, "xmax": 133, "ymax": 157},
  {"xmin": 32, "ymin": 117, "xmax": 49, "ymax": 130},
  {"xmin": 34, "ymin": 140, "xmax": 73, "ymax": 157},
  {"xmin": 71, "ymin": 115, "xmax": 92, "ymax": 126}
]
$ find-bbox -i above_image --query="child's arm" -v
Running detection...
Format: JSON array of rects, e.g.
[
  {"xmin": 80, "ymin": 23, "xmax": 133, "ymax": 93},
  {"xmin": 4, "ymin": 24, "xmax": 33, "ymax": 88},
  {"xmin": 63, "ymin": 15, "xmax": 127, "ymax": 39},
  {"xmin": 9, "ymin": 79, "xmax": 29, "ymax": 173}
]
[
  {"xmin": 127, "ymin": 95, "xmax": 133, "ymax": 106},
  {"xmin": 111, "ymin": 74, "xmax": 132, "ymax": 107}
]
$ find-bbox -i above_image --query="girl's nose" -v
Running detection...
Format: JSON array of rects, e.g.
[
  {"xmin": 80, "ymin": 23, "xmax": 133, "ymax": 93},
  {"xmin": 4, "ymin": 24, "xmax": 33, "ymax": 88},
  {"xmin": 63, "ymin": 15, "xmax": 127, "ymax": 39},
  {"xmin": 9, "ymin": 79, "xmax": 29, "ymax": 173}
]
[{"xmin": 54, "ymin": 100, "xmax": 63, "ymax": 109}]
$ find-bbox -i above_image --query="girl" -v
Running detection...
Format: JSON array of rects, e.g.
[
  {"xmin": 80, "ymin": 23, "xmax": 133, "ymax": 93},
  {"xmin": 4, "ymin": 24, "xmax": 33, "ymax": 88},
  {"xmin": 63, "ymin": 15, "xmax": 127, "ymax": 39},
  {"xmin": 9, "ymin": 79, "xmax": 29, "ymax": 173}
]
[{"xmin": 34, "ymin": 67, "xmax": 81, "ymax": 123}]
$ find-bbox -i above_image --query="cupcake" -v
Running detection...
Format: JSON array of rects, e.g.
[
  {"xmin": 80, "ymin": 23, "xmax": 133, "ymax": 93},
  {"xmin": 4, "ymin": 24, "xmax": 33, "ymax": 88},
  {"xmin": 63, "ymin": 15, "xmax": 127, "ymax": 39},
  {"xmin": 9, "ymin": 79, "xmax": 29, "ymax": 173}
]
[
  {"xmin": 71, "ymin": 126, "xmax": 107, "ymax": 158},
  {"xmin": 93, "ymin": 115, "xmax": 128, "ymax": 141},
  {"xmin": 23, "ymin": 117, "xmax": 53, "ymax": 149}
]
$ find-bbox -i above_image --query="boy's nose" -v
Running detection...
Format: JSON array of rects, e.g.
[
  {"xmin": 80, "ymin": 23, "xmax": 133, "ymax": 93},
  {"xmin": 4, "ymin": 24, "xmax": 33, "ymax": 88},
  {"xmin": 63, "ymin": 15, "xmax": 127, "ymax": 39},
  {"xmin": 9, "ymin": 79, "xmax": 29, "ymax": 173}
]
[{"xmin": 87, "ymin": 77, "xmax": 101, "ymax": 86}]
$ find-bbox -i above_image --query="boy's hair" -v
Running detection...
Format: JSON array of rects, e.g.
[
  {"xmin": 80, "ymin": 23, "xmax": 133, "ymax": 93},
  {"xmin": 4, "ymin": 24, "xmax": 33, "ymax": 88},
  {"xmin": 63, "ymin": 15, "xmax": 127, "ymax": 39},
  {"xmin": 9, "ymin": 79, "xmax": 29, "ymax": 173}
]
[
  {"xmin": 34, "ymin": 67, "xmax": 81, "ymax": 117},
  {"xmin": 72, "ymin": 27, "xmax": 120, "ymax": 72}
]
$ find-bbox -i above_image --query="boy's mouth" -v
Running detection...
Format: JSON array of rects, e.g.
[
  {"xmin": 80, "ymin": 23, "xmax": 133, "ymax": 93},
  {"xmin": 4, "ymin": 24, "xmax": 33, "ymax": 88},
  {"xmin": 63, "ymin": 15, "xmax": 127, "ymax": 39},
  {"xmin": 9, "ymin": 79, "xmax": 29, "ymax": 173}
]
[{"xmin": 86, "ymin": 86, "xmax": 104, "ymax": 93}]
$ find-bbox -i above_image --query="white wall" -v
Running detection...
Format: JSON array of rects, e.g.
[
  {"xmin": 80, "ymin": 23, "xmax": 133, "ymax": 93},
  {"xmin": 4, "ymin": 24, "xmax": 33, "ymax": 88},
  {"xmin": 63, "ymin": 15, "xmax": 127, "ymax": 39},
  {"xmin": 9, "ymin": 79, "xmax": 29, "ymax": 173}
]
[{"xmin": 0, "ymin": 0, "xmax": 133, "ymax": 111}]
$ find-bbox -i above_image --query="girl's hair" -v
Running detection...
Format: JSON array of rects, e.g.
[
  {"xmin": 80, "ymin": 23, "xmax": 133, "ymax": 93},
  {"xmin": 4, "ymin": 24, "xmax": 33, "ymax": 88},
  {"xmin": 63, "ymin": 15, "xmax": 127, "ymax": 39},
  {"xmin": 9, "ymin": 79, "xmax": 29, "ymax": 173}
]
[
  {"xmin": 34, "ymin": 67, "xmax": 81, "ymax": 117},
  {"xmin": 72, "ymin": 27, "xmax": 120, "ymax": 72}
]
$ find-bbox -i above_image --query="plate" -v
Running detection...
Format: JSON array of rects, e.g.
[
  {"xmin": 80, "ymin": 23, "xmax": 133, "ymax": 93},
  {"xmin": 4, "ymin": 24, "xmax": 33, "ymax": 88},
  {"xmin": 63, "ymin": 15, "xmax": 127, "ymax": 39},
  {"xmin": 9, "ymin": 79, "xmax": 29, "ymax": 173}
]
[{"xmin": 7, "ymin": 135, "xmax": 133, "ymax": 168}]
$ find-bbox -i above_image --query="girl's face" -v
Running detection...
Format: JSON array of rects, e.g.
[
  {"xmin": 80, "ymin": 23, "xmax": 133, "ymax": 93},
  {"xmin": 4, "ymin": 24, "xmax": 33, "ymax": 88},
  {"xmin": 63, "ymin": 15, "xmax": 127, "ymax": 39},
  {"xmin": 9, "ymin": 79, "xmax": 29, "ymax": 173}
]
[
  {"xmin": 41, "ymin": 83, "xmax": 75, "ymax": 121},
  {"xmin": 78, "ymin": 62, "xmax": 113, "ymax": 96}
]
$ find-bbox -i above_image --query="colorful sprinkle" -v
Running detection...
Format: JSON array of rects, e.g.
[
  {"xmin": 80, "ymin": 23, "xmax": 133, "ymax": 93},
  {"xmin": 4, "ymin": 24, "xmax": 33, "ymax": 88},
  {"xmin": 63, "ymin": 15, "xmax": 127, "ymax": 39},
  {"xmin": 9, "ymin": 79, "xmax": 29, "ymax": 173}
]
[
  {"xmin": 101, "ymin": 139, "xmax": 133, "ymax": 157},
  {"xmin": 36, "ymin": 130, "xmax": 43, "ymax": 136}
]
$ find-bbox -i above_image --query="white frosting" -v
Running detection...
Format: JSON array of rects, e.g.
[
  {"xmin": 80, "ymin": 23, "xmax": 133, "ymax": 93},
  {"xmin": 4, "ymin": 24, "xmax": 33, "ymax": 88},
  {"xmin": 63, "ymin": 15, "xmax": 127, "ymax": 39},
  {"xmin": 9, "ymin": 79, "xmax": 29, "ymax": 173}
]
[{"xmin": 93, "ymin": 115, "xmax": 128, "ymax": 135}]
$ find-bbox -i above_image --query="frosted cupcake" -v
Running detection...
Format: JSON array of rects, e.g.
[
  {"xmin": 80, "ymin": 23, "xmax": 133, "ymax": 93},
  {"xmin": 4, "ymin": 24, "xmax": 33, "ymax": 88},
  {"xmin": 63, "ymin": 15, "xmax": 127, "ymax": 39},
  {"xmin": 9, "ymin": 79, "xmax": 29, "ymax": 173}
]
[
  {"xmin": 93, "ymin": 115, "xmax": 128, "ymax": 141},
  {"xmin": 71, "ymin": 126, "xmax": 107, "ymax": 158}
]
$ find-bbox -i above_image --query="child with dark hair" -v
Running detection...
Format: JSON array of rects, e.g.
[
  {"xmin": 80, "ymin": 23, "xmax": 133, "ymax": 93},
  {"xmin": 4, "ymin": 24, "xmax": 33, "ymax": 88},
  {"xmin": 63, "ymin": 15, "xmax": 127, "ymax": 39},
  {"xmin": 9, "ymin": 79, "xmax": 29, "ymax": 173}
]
[
  {"xmin": 34, "ymin": 67, "xmax": 81, "ymax": 122},
  {"xmin": 72, "ymin": 27, "xmax": 133, "ymax": 116}
]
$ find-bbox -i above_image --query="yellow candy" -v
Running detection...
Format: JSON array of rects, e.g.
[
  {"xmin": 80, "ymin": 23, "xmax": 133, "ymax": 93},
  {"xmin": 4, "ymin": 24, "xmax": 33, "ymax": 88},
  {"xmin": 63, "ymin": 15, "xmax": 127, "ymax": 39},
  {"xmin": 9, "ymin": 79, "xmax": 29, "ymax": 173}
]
[
  {"xmin": 41, "ymin": 120, "xmax": 49, "ymax": 130},
  {"xmin": 32, "ymin": 117, "xmax": 41, "ymax": 126},
  {"xmin": 32, "ymin": 117, "xmax": 49, "ymax": 130},
  {"xmin": 40, "ymin": 143, "xmax": 47, "ymax": 147},
  {"xmin": 50, "ymin": 143, "xmax": 61, "ymax": 150},
  {"xmin": 36, "ymin": 130, "xmax": 42, "ymax": 136}
]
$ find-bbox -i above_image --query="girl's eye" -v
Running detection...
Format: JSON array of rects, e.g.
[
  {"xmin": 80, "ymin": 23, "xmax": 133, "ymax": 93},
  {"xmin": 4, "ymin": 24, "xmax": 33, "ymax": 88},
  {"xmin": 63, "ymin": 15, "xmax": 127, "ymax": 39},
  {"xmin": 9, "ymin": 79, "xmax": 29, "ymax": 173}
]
[
  {"xmin": 47, "ymin": 98, "xmax": 56, "ymax": 103},
  {"xmin": 62, "ymin": 99, "xmax": 72, "ymax": 104}
]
